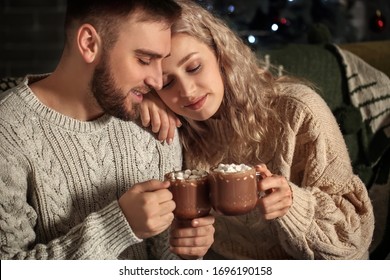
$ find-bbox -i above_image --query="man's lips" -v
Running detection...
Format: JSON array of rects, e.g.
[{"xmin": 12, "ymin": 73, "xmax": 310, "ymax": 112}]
[
  {"xmin": 131, "ymin": 89, "xmax": 149, "ymax": 102},
  {"xmin": 184, "ymin": 95, "xmax": 207, "ymax": 110}
]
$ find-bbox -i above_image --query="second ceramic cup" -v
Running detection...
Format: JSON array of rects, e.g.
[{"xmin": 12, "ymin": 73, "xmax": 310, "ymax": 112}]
[{"xmin": 209, "ymin": 163, "xmax": 260, "ymax": 216}]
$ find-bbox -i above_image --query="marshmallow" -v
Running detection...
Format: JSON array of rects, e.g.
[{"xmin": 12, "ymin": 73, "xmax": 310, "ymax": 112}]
[
  {"xmin": 214, "ymin": 163, "xmax": 252, "ymax": 173},
  {"xmin": 167, "ymin": 169, "xmax": 208, "ymax": 180}
]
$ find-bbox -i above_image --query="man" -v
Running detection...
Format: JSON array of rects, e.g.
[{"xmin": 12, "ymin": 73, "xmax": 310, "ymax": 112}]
[{"xmin": 0, "ymin": 0, "xmax": 214, "ymax": 260}]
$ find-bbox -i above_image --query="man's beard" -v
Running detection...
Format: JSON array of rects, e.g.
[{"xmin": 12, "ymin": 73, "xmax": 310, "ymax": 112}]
[{"xmin": 91, "ymin": 54, "xmax": 140, "ymax": 121}]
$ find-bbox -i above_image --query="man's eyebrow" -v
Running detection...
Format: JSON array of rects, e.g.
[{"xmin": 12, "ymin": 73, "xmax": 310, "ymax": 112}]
[{"xmin": 134, "ymin": 49, "xmax": 169, "ymax": 59}]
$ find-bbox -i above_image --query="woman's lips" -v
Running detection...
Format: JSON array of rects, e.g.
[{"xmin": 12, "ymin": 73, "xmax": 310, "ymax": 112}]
[{"xmin": 184, "ymin": 95, "xmax": 207, "ymax": 110}]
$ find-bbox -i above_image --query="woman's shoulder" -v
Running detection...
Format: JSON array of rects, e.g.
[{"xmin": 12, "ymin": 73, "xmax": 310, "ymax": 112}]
[
  {"xmin": 272, "ymin": 81, "xmax": 338, "ymax": 133},
  {"xmin": 277, "ymin": 82, "xmax": 323, "ymax": 103},
  {"xmin": 274, "ymin": 82, "xmax": 331, "ymax": 116}
]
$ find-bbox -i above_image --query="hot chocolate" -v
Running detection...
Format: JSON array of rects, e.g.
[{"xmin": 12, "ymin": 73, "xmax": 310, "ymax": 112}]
[
  {"xmin": 165, "ymin": 169, "xmax": 211, "ymax": 220},
  {"xmin": 209, "ymin": 163, "xmax": 258, "ymax": 215}
]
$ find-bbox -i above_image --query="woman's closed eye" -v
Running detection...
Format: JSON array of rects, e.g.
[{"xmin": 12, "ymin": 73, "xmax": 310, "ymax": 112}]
[
  {"xmin": 187, "ymin": 64, "xmax": 201, "ymax": 73},
  {"xmin": 162, "ymin": 64, "xmax": 202, "ymax": 89}
]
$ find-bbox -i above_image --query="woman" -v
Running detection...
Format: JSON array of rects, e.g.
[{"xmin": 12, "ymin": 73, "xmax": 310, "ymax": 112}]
[{"xmin": 141, "ymin": 0, "xmax": 374, "ymax": 259}]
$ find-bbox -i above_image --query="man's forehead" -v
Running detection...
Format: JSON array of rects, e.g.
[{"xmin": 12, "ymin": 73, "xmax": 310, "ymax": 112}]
[
  {"xmin": 117, "ymin": 19, "xmax": 172, "ymax": 58},
  {"xmin": 130, "ymin": 8, "xmax": 172, "ymax": 30}
]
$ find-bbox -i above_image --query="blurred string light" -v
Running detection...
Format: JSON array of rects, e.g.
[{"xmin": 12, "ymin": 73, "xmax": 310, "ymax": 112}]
[
  {"xmin": 195, "ymin": 0, "xmax": 214, "ymax": 11},
  {"xmin": 206, "ymin": 3, "xmax": 214, "ymax": 10},
  {"xmin": 371, "ymin": 10, "xmax": 386, "ymax": 32},
  {"xmin": 197, "ymin": 0, "xmax": 388, "ymax": 44},
  {"xmin": 247, "ymin": 35, "xmax": 256, "ymax": 44},
  {"xmin": 271, "ymin": 17, "xmax": 288, "ymax": 32},
  {"xmin": 227, "ymin": 5, "xmax": 235, "ymax": 14}
]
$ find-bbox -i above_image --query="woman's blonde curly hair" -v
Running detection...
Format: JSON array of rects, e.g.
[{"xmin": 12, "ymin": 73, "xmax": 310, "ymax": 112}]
[{"xmin": 173, "ymin": 0, "xmax": 303, "ymax": 170}]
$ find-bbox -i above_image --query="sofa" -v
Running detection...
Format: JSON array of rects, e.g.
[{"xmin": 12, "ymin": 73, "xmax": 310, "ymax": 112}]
[{"xmin": 1, "ymin": 39, "xmax": 389, "ymax": 259}]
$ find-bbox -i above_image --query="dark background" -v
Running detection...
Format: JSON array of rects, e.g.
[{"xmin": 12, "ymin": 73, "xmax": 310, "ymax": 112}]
[{"xmin": 0, "ymin": 0, "xmax": 389, "ymax": 78}]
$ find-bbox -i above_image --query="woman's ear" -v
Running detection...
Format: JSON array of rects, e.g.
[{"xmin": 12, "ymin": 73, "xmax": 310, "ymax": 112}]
[{"xmin": 77, "ymin": 24, "xmax": 101, "ymax": 64}]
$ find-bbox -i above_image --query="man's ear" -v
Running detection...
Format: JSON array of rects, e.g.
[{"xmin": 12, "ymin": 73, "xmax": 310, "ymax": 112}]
[{"xmin": 77, "ymin": 24, "xmax": 101, "ymax": 64}]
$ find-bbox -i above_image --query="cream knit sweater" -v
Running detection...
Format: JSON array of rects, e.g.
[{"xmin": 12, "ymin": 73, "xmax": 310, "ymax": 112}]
[
  {"xmin": 0, "ymin": 76, "xmax": 183, "ymax": 259},
  {"xmin": 204, "ymin": 83, "xmax": 375, "ymax": 260}
]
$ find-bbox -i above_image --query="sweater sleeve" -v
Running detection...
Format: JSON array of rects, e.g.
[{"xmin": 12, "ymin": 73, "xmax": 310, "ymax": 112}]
[
  {"xmin": 0, "ymin": 149, "xmax": 142, "ymax": 260},
  {"xmin": 273, "ymin": 87, "xmax": 374, "ymax": 259},
  {"xmin": 146, "ymin": 134, "xmax": 183, "ymax": 260},
  {"xmin": 146, "ymin": 230, "xmax": 180, "ymax": 260}
]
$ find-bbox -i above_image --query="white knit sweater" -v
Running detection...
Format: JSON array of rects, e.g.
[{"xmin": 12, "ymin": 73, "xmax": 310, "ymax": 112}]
[
  {"xmin": 203, "ymin": 83, "xmax": 375, "ymax": 260},
  {"xmin": 0, "ymin": 76, "xmax": 183, "ymax": 259}
]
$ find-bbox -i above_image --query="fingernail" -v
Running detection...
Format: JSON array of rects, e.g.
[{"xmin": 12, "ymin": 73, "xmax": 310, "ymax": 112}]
[{"xmin": 167, "ymin": 138, "xmax": 173, "ymax": 145}]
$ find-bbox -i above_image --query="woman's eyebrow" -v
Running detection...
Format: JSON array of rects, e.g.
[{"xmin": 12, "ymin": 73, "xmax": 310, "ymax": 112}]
[{"xmin": 178, "ymin": 52, "xmax": 198, "ymax": 67}]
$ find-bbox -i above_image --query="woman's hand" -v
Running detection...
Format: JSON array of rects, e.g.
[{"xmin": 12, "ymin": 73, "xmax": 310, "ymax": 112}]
[
  {"xmin": 140, "ymin": 92, "xmax": 182, "ymax": 144},
  {"xmin": 255, "ymin": 164, "xmax": 293, "ymax": 220},
  {"xmin": 170, "ymin": 215, "xmax": 215, "ymax": 259}
]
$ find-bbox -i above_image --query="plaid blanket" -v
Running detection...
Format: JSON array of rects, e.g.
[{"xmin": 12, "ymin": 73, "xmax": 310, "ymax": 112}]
[{"xmin": 334, "ymin": 46, "xmax": 390, "ymax": 259}]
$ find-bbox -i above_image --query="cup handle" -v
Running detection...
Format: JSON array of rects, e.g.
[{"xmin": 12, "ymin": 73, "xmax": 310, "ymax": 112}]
[
  {"xmin": 255, "ymin": 172, "xmax": 266, "ymax": 198},
  {"xmin": 255, "ymin": 171, "xmax": 274, "ymax": 199},
  {"xmin": 174, "ymin": 218, "xmax": 193, "ymax": 228}
]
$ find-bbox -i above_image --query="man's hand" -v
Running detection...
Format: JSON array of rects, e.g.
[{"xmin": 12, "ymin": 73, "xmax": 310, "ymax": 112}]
[
  {"xmin": 170, "ymin": 215, "xmax": 215, "ymax": 259},
  {"xmin": 119, "ymin": 180, "xmax": 176, "ymax": 239}
]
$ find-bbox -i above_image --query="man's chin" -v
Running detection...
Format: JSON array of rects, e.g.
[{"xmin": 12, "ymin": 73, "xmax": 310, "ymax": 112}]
[{"xmin": 113, "ymin": 105, "xmax": 140, "ymax": 122}]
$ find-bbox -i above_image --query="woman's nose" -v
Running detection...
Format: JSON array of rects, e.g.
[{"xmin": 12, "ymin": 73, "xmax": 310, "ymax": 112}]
[{"xmin": 178, "ymin": 79, "xmax": 195, "ymax": 97}]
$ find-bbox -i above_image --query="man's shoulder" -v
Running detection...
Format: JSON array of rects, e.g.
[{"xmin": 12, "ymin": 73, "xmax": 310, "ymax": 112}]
[
  {"xmin": 0, "ymin": 83, "xmax": 24, "ymax": 112},
  {"xmin": 0, "ymin": 77, "xmax": 24, "ymax": 94},
  {"xmin": 0, "ymin": 76, "xmax": 30, "ymax": 104},
  {"xmin": 126, "ymin": 121, "xmax": 181, "ymax": 149}
]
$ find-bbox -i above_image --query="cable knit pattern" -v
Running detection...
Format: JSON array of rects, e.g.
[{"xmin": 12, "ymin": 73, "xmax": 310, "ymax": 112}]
[
  {"xmin": 206, "ymin": 83, "xmax": 374, "ymax": 260},
  {"xmin": 0, "ymin": 76, "xmax": 183, "ymax": 260}
]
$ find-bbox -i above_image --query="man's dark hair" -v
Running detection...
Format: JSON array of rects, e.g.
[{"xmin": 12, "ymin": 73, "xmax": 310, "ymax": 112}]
[{"xmin": 64, "ymin": 0, "xmax": 182, "ymax": 47}]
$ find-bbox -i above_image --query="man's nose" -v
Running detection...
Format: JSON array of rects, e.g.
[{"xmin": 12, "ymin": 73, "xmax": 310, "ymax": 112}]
[{"xmin": 145, "ymin": 66, "xmax": 163, "ymax": 90}]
